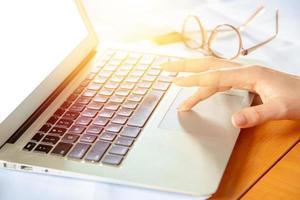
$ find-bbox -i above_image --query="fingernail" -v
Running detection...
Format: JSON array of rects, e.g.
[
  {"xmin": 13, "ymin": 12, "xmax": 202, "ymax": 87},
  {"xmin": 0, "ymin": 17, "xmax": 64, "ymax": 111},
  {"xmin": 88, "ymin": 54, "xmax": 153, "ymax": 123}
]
[{"xmin": 232, "ymin": 113, "xmax": 247, "ymax": 127}]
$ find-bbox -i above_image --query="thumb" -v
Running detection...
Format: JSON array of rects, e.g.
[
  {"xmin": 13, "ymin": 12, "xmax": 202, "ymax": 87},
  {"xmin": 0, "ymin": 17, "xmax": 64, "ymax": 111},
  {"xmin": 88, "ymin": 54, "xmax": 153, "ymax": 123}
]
[{"xmin": 231, "ymin": 101, "xmax": 286, "ymax": 128}]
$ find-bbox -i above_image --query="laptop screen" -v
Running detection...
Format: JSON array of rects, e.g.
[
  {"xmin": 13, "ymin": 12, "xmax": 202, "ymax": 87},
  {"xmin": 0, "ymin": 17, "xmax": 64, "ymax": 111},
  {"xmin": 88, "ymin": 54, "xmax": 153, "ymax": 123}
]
[{"xmin": 0, "ymin": 1, "xmax": 88, "ymax": 124}]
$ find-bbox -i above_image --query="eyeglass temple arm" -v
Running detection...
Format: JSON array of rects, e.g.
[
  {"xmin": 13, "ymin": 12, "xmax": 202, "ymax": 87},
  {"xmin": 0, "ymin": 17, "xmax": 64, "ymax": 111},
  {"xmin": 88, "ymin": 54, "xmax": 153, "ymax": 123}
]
[
  {"xmin": 241, "ymin": 9, "xmax": 279, "ymax": 56},
  {"xmin": 213, "ymin": 6, "xmax": 265, "ymax": 33},
  {"xmin": 237, "ymin": 6, "xmax": 265, "ymax": 30}
]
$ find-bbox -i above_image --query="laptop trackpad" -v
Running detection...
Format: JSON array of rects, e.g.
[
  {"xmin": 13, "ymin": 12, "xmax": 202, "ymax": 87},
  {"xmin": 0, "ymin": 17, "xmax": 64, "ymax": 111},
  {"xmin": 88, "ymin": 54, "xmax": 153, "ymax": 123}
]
[{"xmin": 158, "ymin": 88, "xmax": 245, "ymax": 137}]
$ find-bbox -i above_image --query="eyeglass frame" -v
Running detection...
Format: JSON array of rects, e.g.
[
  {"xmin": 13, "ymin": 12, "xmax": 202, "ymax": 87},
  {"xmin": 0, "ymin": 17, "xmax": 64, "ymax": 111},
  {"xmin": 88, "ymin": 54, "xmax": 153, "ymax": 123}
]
[{"xmin": 181, "ymin": 6, "xmax": 279, "ymax": 59}]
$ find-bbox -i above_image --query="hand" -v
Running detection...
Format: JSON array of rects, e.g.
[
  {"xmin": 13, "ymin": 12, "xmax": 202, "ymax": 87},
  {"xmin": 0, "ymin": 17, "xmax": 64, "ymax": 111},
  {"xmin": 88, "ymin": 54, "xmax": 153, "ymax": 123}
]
[{"xmin": 161, "ymin": 57, "xmax": 300, "ymax": 128}]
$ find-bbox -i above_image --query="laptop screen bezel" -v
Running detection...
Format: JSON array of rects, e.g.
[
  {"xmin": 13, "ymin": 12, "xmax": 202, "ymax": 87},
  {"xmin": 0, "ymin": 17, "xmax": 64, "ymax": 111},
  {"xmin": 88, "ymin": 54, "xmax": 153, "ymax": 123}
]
[{"xmin": 0, "ymin": 0, "xmax": 98, "ymax": 147}]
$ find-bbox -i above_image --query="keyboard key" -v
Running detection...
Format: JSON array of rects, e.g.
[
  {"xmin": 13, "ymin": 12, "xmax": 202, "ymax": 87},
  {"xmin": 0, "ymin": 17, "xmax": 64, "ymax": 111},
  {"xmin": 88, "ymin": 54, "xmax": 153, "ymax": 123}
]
[
  {"xmin": 115, "ymin": 88, "xmax": 130, "ymax": 96},
  {"xmin": 125, "ymin": 75, "xmax": 139, "ymax": 83},
  {"xmin": 94, "ymin": 94, "xmax": 108, "ymax": 103},
  {"xmin": 152, "ymin": 81, "xmax": 170, "ymax": 91},
  {"xmin": 85, "ymin": 141, "xmax": 110, "ymax": 162},
  {"xmin": 139, "ymin": 55, "xmax": 155, "ymax": 65},
  {"xmin": 31, "ymin": 132, "xmax": 44, "ymax": 142},
  {"xmin": 62, "ymin": 134, "xmax": 79, "ymax": 143},
  {"xmin": 142, "ymin": 75, "xmax": 156, "ymax": 82},
  {"xmin": 115, "ymin": 137, "xmax": 134, "ymax": 147},
  {"xmin": 86, "ymin": 73, "xmax": 96, "ymax": 80},
  {"xmin": 105, "ymin": 62, "xmax": 119, "ymax": 69},
  {"xmin": 42, "ymin": 135, "xmax": 59, "ymax": 145},
  {"xmin": 120, "ymin": 126, "xmax": 141, "ymax": 138},
  {"xmin": 110, "ymin": 75, "xmax": 124, "ymax": 83},
  {"xmin": 122, "ymin": 100, "xmax": 138, "ymax": 109},
  {"xmin": 39, "ymin": 124, "xmax": 51, "ymax": 133},
  {"xmin": 61, "ymin": 101, "xmax": 72, "ymax": 109},
  {"xmin": 135, "ymin": 65, "xmax": 148, "ymax": 71},
  {"xmin": 94, "ymin": 76, "xmax": 107, "ymax": 84},
  {"xmin": 80, "ymin": 79, "xmax": 90, "ymax": 87},
  {"xmin": 109, "ymin": 145, "xmax": 129, "ymax": 156},
  {"xmin": 23, "ymin": 142, "xmax": 36, "ymax": 151},
  {"xmin": 93, "ymin": 116, "xmax": 109, "ymax": 126},
  {"xmin": 49, "ymin": 127, "xmax": 67, "ymax": 136},
  {"xmin": 111, "ymin": 115, "xmax": 128, "ymax": 125},
  {"xmin": 115, "ymin": 69, "xmax": 130, "ymax": 76},
  {"xmin": 80, "ymin": 134, "xmax": 97, "ymax": 143},
  {"xmin": 86, "ymin": 125, "xmax": 103, "ymax": 135},
  {"xmin": 99, "ymin": 70, "xmax": 113, "ymax": 77},
  {"xmin": 68, "ymin": 143, "xmax": 91, "ymax": 159},
  {"xmin": 51, "ymin": 142, "xmax": 72, "ymax": 156},
  {"xmin": 137, "ymin": 81, "xmax": 152, "ymax": 89},
  {"xmin": 105, "ymin": 81, "xmax": 119, "ymax": 89},
  {"xmin": 68, "ymin": 125, "xmax": 85, "ymax": 134},
  {"xmin": 110, "ymin": 95, "xmax": 125, "ymax": 103},
  {"xmin": 63, "ymin": 111, "xmax": 80, "ymax": 120},
  {"xmin": 106, "ymin": 59, "xmax": 122, "ymax": 66},
  {"xmin": 127, "ymin": 90, "xmax": 164, "ymax": 127},
  {"xmin": 127, "ymin": 94, "xmax": 143, "ymax": 102},
  {"xmin": 104, "ymin": 102, "xmax": 120, "ymax": 111},
  {"xmin": 157, "ymin": 75, "xmax": 172, "ymax": 83},
  {"xmin": 120, "ymin": 82, "xmax": 135, "ymax": 90},
  {"xmin": 132, "ymin": 88, "xmax": 147, "ymax": 95},
  {"xmin": 54, "ymin": 108, "xmax": 65, "ymax": 117},
  {"xmin": 117, "ymin": 108, "xmax": 133, "ymax": 117},
  {"xmin": 75, "ymin": 116, "xmax": 92, "ymax": 126},
  {"xmin": 87, "ymin": 101, "xmax": 103, "ymax": 110},
  {"xmin": 87, "ymin": 82, "xmax": 102, "ymax": 90},
  {"xmin": 99, "ymin": 88, "xmax": 114, "ymax": 96},
  {"xmin": 99, "ymin": 132, "xmax": 117, "ymax": 141},
  {"xmin": 147, "ymin": 69, "xmax": 161, "ymax": 76},
  {"xmin": 105, "ymin": 123, "xmax": 123, "ymax": 133},
  {"xmin": 67, "ymin": 94, "xmax": 78, "ymax": 102},
  {"xmin": 130, "ymin": 69, "xmax": 144, "ymax": 77},
  {"xmin": 98, "ymin": 109, "xmax": 115, "ymax": 118},
  {"xmin": 74, "ymin": 86, "xmax": 85, "ymax": 94},
  {"xmin": 82, "ymin": 89, "xmax": 97, "ymax": 97},
  {"xmin": 34, "ymin": 144, "xmax": 53, "ymax": 153},
  {"xmin": 81, "ymin": 109, "xmax": 98, "ymax": 118},
  {"xmin": 56, "ymin": 118, "xmax": 73, "ymax": 128},
  {"xmin": 76, "ymin": 96, "xmax": 91, "ymax": 105},
  {"xmin": 124, "ymin": 57, "xmax": 139, "ymax": 65},
  {"xmin": 102, "ymin": 154, "xmax": 123, "ymax": 165},
  {"xmin": 69, "ymin": 104, "xmax": 85, "ymax": 112},
  {"xmin": 119, "ymin": 64, "xmax": 132, "ymax": 71}
]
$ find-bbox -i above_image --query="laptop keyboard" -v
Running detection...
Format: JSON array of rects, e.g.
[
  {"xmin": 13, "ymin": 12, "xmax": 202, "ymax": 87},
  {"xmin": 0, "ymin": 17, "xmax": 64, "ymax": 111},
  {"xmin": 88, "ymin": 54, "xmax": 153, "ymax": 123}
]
[{"xmin": 22, "ymin": 49, "xmax": 180, "ymax": 166}]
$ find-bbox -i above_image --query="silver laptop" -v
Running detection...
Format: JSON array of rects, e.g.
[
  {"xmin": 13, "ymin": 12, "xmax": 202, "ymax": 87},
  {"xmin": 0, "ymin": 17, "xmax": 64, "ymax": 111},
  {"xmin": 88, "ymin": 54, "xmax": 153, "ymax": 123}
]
[{"xmin": 0, "ymin": 0, "xmax": 252, "ymax": 197}]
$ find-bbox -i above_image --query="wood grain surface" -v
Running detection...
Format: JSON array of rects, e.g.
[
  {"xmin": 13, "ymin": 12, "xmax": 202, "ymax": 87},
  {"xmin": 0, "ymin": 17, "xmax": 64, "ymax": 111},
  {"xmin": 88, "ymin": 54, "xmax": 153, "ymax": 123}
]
[{"xmin": 210, "ymin": 120, "xmax": 300, "ymax": 200}]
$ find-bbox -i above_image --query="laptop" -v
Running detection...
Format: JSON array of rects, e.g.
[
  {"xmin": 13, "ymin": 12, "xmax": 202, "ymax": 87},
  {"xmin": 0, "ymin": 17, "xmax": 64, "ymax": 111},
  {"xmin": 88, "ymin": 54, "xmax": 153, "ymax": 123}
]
[{"xmin": 0, "ymin": 0, "xmax": 252, "ymax": 197}]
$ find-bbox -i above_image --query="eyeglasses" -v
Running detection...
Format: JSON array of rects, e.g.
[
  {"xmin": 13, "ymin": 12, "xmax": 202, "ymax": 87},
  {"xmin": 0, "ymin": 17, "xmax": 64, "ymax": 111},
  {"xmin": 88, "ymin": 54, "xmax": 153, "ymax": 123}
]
[{"xmin": 181, "ymin": 6, "xmax": 279, "ymax": 59}]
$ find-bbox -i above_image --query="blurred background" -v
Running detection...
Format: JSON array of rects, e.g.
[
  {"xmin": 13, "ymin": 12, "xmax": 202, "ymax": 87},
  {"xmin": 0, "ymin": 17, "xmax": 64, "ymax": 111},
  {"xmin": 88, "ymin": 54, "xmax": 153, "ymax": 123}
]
[
  {"xmin": 82, "ymin": 0, "xmax": 300, "ymax": 74},
  {"xmin": 83, "ymin": 0, "xmax": 300, "ymax": 43}
]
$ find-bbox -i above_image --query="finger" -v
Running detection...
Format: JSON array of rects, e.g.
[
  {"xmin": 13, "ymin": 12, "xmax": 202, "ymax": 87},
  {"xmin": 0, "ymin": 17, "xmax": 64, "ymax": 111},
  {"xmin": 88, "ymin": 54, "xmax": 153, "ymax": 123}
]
[
  {"xmin": 161, "ymin": 57, "xmax": 242, "ymax": 72},
  {"xmin": 177, "ymin": 86, "xmax": 231, "ymax": 111},
  {"xmin": 177, "ymin": 87, "xmax": 217, "ymax": 111},
  {"xmin": 231, "ymin": 100, "xmax": 287, "ymax": 128},
  {"xmin": 173, "ymin": 66, "xmax": 257, "ymax": 91}
]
